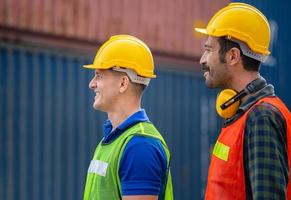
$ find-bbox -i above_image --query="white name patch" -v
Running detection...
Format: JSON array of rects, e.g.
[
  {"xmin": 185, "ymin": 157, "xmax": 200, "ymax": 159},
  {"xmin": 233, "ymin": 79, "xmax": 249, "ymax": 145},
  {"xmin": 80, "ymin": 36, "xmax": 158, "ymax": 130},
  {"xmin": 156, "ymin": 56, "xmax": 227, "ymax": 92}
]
[{"xmin": 88, "ymin": 160, "xmax": 108, "ymax": 177}]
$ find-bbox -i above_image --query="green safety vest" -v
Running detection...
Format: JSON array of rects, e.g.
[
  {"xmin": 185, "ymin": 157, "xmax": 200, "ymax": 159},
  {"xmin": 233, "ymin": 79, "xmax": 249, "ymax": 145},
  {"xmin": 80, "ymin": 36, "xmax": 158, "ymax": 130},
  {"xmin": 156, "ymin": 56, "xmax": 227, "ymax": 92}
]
[{"xmin": 83, "ymin": 122, "xmax": 173, "ymax": 200}]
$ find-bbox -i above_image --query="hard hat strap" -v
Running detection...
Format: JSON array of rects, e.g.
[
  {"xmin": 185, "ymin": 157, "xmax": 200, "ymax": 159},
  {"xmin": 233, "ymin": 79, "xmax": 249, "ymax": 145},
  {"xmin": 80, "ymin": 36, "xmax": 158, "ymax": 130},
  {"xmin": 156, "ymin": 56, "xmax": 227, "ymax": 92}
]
[
  {"xmin": 227, "ymin": 37, "xmax": 268, "ymax": 62},
  {"xmin": 112, "ymin": 67, "xmax": 151, "ymax": 86}
]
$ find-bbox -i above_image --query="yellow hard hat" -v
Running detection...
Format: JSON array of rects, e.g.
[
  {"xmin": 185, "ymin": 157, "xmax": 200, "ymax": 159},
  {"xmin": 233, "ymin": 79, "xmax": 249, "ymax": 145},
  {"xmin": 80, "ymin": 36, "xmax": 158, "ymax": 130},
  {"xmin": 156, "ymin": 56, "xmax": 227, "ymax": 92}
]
[
  {"xmin": 83, "ymin": 35, "xmax": 156, "ymax": 78},
  {"xmin": 195, "ymin": 3, "xmax": 271, "ymax": 55}
]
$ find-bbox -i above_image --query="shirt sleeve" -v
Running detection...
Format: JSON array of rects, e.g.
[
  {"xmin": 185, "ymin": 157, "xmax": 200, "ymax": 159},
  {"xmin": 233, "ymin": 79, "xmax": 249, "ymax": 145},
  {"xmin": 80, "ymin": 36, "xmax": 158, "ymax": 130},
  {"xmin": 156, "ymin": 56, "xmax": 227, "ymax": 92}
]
[
  {"xmin": 119, "ymin": 135, "xmax": 168, "ymax": 196},
  {"xmin": 244, "ymin": 103, "xmax": 289, "ymax": 200}
]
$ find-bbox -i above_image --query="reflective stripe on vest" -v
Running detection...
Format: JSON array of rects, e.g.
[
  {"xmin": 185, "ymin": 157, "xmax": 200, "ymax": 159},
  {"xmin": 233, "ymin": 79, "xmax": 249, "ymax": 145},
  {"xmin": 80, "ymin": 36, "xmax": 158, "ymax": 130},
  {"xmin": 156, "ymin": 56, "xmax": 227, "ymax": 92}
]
[
  {"xmin": 213, "ymin": 141, "xmax": 230, "ymax": 162},
  {"xmin": 205, "ymin": 96, "xmax": 291, "ymax": 200},
  {"xmin": 83, "ymin": 122, "xmax": 174, "ymax": 200}
]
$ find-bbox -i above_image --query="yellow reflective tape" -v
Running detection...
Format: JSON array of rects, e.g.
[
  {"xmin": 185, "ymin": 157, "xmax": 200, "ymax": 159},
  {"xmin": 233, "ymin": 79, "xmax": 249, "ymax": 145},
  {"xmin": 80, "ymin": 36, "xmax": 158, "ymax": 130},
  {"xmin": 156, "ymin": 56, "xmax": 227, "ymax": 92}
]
[
  {"xmin": 139, "ymin": 123, "xmax": 145, "ymax": 134},
  {"xmin": 212, "ymin": 141, "xmax": 230, "ymax": 162}
]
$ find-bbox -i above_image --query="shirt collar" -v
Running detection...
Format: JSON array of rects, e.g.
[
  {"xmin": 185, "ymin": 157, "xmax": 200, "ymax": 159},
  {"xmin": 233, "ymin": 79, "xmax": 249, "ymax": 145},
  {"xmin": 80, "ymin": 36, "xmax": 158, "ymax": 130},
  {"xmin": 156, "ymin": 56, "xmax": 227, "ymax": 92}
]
[
  {"xmin": 103, "ymin": 109, "xmax": 150, "ymax": 143},
  {"xmin": 224, "ymin": 84, "xmax": 275, "ymax": 126}
]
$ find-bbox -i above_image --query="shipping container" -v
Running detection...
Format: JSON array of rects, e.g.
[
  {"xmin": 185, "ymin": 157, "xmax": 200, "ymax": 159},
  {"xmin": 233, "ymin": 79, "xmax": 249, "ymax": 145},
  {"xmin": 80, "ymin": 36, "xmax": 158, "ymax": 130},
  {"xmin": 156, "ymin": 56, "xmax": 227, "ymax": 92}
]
[
  {"xmin": 0, "ymin": 39, "xmax": 222, "ymax": 200},
  {"xmin": 2, "ymin": 1, "xmax": 289, "ymax": 200},
  {"xmin": 0, "ymin": 0, "xmax": 229, "ymax": 58}
]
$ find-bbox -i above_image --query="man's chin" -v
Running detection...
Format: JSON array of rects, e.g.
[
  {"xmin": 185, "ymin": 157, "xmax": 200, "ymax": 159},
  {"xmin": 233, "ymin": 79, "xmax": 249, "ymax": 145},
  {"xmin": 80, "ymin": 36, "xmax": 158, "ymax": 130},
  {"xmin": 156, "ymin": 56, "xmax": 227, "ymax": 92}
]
[
  {"xmin": 205, "ymin": 80, "xmax": 215, "ymax": 88},
  {"xmin": 93, "ymin": 103, "xmax": 106, "ymax": 112},
  {"xmin": 93, "ymin": 103, "xmax": 100, "ymax": 110}
]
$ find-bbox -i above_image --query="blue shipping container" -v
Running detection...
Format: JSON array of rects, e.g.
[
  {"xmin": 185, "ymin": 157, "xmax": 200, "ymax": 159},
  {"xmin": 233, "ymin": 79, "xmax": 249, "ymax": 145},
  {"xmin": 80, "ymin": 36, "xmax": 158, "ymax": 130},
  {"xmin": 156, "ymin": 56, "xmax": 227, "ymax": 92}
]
[{"xmin": 0, "ymin": 40, "xmax": 222, "ymax": 200}]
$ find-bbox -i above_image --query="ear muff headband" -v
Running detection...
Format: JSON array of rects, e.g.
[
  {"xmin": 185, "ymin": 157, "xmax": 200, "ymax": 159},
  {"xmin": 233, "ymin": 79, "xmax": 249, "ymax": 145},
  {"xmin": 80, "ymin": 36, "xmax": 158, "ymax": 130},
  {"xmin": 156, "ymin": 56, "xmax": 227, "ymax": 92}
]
[{"xmin": 216, "ymin": 77, "xmax": 267, "ymax": 119}]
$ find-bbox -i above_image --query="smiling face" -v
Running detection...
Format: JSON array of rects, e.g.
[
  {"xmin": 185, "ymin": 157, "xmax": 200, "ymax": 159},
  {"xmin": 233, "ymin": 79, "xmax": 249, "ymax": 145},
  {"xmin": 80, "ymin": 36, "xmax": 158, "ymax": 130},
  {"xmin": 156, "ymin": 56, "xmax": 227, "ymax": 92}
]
[
  {"xmin": 200, "ymin": 36, "xmax": 232, "ymax": 89},
  {"xmin": 88, "ymin": 69, "xmax": 121, "ymax": 112}
]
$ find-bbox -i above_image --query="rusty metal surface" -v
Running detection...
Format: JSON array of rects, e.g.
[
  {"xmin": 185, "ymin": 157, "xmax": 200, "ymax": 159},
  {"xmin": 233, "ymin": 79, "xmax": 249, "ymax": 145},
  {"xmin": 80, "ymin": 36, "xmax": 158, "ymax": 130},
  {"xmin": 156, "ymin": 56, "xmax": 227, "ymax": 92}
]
[{"xmin": 0, "ymin": 0, "xmax": 229, "ymax": 58}]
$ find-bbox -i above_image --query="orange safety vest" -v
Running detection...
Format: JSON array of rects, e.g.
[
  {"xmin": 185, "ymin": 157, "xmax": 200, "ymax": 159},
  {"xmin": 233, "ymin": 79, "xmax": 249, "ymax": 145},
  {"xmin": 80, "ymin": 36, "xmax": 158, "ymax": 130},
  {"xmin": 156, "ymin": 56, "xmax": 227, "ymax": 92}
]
[{"xmin": 205, "ymin": 96, "xmax": 291, "ymax": 200}]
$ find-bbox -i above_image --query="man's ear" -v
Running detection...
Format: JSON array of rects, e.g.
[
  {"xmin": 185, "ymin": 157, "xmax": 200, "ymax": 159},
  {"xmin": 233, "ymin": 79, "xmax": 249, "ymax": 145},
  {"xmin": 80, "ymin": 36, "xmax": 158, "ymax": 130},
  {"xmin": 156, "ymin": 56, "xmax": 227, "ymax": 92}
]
[
  {"xmin": 226, "ymin": 47, "xmax": 241, "ymax": 66},
  {"xmin": 119, "ymin": 75, "xmax": 130, "ymax": 93}
]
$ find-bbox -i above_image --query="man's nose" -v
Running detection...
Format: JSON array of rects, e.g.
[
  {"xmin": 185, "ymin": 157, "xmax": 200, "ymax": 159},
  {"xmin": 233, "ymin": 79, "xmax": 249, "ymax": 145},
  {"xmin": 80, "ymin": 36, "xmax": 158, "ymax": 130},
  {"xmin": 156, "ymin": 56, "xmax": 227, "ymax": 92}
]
[
  {"xmin": 89, "ymin": 78, "xmax": 96, "ymax": 90},
  {"xmin": 200, "ymin": 52, "xmax": 207, "ymax": 65}
]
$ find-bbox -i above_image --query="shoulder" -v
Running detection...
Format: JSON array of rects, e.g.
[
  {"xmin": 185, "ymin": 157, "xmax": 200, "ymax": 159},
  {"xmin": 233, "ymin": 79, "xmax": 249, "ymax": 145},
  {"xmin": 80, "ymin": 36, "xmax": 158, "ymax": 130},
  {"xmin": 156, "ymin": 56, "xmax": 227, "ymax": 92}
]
[
  {"xmin": 121, "ymin": 135, "xmax": 167, "ymax": 167},
  {"xmin": 119, "ymin": 135, "xmax": 168, "ymax": 195},
  {"xmin": 246, "ymin": 102, "xmax": 286, "ymax": 126},
  {"xmin": 245, "ymin": 102, "xmax": 287, "ymax": 144}
]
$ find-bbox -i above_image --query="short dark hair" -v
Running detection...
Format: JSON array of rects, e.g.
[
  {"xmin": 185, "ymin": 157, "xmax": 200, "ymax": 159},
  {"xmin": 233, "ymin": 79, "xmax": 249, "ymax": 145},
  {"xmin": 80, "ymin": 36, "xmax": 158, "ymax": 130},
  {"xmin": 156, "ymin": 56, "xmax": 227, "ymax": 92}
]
[
  {"xmin": 110, "ymin": 68, "xmax": 146, "ymax": 96},
  {"xmin": 132, "ymin": 83, "xmax": 146, "ymax": 97},
  {"xmin": 217, "ymin": 37, "xmax": 261, "ymax": 72}
]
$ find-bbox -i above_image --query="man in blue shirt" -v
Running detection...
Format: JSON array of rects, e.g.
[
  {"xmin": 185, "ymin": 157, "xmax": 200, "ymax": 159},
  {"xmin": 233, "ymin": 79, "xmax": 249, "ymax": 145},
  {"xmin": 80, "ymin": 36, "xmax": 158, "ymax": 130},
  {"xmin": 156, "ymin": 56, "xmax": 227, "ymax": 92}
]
[{"xmin": 82, "ymin": 35, "xmax": 173, "ymax": 200}]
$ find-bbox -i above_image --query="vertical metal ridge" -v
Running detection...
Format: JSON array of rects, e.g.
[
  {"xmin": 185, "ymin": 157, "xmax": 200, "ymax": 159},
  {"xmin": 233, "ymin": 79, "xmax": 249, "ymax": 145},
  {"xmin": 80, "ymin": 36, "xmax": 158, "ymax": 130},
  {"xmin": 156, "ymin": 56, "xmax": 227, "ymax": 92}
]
[{"xmin": 0, "ymin": 42, "xmax": 228, "ymax": 199}]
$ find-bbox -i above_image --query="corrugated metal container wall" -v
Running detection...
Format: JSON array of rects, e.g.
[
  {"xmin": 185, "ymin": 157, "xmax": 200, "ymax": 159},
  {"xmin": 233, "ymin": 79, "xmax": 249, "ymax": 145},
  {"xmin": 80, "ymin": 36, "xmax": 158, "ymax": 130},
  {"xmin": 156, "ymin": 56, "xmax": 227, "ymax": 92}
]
[
  {"xmin": 232, "ymin": 0, "xmax": 291, "ymax": 108},
  {"xmin": 0, "ymin": 41, "xmax": 222, "ymax": 200},
  {"xmin": 0, "ymin": 0, "xmax": 229, "ymax": 58},
  {"xmin": 0, "ymin": 43, "xmax": 106, "ymax": 200}
]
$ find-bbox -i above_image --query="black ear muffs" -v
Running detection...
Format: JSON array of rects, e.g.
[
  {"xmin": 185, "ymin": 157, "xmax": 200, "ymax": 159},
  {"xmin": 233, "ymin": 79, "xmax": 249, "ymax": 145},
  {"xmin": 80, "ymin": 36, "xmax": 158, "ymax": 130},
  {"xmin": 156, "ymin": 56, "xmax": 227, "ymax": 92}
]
[{"xmin": 216, "ymin": 77, "xmax": 267, "ymax": 119}]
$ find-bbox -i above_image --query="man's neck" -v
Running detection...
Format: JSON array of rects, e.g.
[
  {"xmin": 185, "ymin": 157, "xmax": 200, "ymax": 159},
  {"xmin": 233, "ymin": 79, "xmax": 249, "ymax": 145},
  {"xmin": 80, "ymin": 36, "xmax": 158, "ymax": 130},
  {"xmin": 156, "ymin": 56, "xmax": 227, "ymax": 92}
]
[{"xmin": 108, "ymin": 105, "xmax": 141, "ymax": 130}]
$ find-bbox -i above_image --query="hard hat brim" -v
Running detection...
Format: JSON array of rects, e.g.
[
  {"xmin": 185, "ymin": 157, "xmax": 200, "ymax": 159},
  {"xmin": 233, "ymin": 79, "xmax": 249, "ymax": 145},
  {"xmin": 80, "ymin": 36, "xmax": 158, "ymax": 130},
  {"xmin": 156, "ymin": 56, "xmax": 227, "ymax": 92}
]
[
  {"xmin": 82, "ymin": 64, "xmax": 95, "ymax": 69},
  {"xmin": 83, "ymin": 64, "xmax": 157, "ymax": 78},
  {"xmin": 82, "ymin": 64, "xmax": 109, "ymax": 69},
  {"xmin": 194, "ymin": 28, "xmax": 208, "ymax": 35}
]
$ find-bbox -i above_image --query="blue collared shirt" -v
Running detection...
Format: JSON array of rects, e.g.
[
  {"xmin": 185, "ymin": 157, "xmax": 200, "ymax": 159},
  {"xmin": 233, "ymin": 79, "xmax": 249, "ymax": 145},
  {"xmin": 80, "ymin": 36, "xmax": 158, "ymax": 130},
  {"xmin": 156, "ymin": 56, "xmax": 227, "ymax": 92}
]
[{"xmin": 102, "ymin": 109, "xmax": 168, "ymax": 196}]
